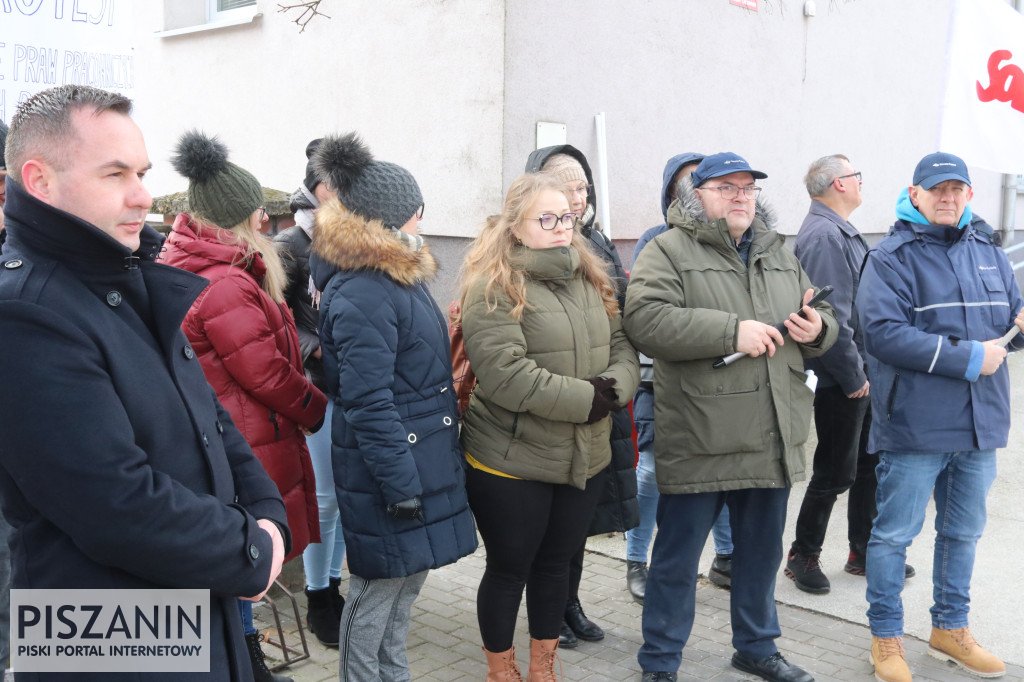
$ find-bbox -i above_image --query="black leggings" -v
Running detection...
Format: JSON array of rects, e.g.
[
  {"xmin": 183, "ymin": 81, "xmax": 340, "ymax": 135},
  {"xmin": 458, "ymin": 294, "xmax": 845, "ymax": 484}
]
[{"xmin": 466, "ymin": 467, "xmax": 602, "ymax": 651}]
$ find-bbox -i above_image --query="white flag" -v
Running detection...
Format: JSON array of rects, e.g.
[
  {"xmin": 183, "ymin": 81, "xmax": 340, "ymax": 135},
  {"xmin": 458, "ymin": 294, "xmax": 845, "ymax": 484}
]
[{"xmin": 939, "ymin": 0, "xmax": 1024, "ymax": 174}]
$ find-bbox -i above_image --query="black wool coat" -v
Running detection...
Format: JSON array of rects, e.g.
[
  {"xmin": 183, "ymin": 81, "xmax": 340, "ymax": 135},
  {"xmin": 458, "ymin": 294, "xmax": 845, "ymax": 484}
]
[{"xmin": 0, "ymin": 180, "xmax": 290, "ymax": 682}]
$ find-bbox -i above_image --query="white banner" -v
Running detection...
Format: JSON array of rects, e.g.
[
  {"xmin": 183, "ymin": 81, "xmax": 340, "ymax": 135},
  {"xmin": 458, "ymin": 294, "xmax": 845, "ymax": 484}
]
[
  {"xmin": 11, "ymin": 589, "xmax": 210, "ymax": 673},
  {"xmin": 0, "ymin": 0, "xmax": 137, "ymax": 124},
  {"xmin": 939, "ymin": 0, "xmax": 1024, "ymax": 175}
]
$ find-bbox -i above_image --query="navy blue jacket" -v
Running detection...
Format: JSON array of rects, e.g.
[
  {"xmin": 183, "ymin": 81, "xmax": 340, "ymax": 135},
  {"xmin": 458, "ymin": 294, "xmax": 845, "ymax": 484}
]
[
  {"xmin": 793, "ymin": 200, "xmax": 869, "ymax": 393},
  {"xmin": 525, "ymin": 144, "xmax": 638, "ymax": 534},
  {"xmin": 309, "ymin": 200, "xmax": 477, "ymax": 580},
  {"xmin": 857, "ymin": 200, "xmax": 1024, "ymax": 454},
  {"xmin": 631, "ymin": 152, "xmax": 704, "ymax": 450},
  {"xmin": 0, "ymin": 180, "xmax": 289, "ymax": 682}
]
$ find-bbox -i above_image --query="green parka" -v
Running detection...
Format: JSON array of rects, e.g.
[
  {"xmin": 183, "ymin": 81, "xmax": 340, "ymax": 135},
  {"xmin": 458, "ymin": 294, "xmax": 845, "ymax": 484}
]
[
  {"xmin": 623, "ymin": 188, "xmax": 837, "ymax": 494},
  {"xmin": 459, "ymin": 245, "xmax": 640, "ymax": 490}
]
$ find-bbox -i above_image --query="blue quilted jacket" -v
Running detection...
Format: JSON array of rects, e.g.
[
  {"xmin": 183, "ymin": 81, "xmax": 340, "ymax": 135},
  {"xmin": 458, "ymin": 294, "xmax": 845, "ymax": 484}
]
[{"xmin": 309, "ymin": 200, "xmax": 477, "ymax": 580}]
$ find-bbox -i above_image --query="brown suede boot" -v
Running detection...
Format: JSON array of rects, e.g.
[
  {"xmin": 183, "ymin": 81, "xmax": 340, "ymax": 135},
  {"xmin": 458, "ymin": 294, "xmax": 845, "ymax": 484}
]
[
  {"xmin": 525, "ymin": 638, "xmax": 560, "ymax": 682},
  {"xmin": 871, "ymin": 636, "xmax": 912, "ymax": 682},
  {"xmin": 483, "ymin": 645, "xmax": 523, "ymax": 682},
  {"xmin": 928, "ymin": 627, "xmax": 1005, "ymax": 678}
]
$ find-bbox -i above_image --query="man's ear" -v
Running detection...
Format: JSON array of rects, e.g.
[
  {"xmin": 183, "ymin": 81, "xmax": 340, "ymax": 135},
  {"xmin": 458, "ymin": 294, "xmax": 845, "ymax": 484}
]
[
  {"xmin": 907, "ymin": 185, "xmax": 920, "ymax": 208},
  {"xmin": 20, "ymin": 159, "xmax": 56, "ymax": 203}
]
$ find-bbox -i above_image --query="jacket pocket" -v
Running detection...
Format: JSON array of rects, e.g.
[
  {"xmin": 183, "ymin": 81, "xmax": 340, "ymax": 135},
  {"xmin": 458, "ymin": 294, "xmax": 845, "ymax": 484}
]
[
  {"xmin": 676, "ymin": 365, "xmax": 764, "ymax": 455},
  {"xmin": 787, "ymin": 364, "xmax": 815, "ymax": 447}
]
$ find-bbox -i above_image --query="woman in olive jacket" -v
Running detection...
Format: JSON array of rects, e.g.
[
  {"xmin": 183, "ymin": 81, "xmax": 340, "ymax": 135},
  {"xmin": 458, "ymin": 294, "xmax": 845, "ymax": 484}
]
[{"xmin": 458, "ymin": 172, "xmax": 639, "ymax": 680}]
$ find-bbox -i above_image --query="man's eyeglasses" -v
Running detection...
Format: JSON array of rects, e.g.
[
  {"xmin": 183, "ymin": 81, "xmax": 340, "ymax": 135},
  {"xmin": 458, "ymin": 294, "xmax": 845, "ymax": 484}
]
[
  {"xmin": 257, "ymin": 207, "xmax": 268, "ymax": 222},
  {"xmin": 536, "ymin": 212, "xmax": 577, "ymax": 230},
  {"xmin": 416, "ymin": 204, "xmax": 425, "ymax": 220},
  {"xmin": 700, "ymin": 185, "xmax": 761, "ymax": 200},
  {"xmin": 836, "ymin": 172, "xmax": 862, "ymax": 183},
  {"xmin": 567, "ymin": 184, "xmax": 592, "ymax": 198}
]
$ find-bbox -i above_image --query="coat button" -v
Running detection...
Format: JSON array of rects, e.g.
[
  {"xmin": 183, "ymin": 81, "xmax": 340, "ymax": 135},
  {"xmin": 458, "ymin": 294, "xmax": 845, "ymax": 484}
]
[
  {"xmin": 561, "ymin": 248, "xmax": 568, "ymax": 254},
  {"xmin": 183, "ymin": 345, "xmax": 195, "ymax": 360},
  {"xmin": 3, "ymin": 259, "xmax": 23, "ymax": 269},
  {"xmin": 216, "ymin": 420, "xmax": 224, "ymax": 434},
  {"xmin": 202, "ymin": 433, "xmax": 209, "ymax": 447},
  {"xmin": 563, "ymin": 270, "xmax": 570, "ymax": 276},
  {"xmin": 106, "ymin": 291, "xmax": 122, "ymax": 307},
  {"xmin": 249, "ymin": 544, "xmax": 260, "ymax": 560}
]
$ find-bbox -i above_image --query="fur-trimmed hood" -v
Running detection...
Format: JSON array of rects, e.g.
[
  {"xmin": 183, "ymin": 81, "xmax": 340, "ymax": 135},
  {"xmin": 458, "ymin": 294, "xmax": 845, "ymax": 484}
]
[
  {"xmin": 666, "ymin": 174, "xmax": 780, "ymax": 251},
  {"xmin": 309, "ymin": 198, "xmax": 436, "ymax": 291}
]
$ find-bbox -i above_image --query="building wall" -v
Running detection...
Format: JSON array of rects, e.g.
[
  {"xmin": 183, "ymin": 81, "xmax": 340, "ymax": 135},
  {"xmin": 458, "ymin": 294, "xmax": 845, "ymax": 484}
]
[
  {"xmin": 502, "ymin": 0, "xmax": 1009, "ymax": 239},
  {"xmin": 131, "ymin": 0, "xmax": 505, "ymax": 242}
]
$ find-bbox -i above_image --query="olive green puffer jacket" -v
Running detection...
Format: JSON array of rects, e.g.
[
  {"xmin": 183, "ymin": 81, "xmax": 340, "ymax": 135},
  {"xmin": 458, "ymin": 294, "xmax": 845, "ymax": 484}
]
[
  {"xmin": 459, "ymin": 245, "xmax": 639, "ymax": 490},
  {"xmin": 623, "ymin": 191, "xmax": 837, "ymax": 494}
]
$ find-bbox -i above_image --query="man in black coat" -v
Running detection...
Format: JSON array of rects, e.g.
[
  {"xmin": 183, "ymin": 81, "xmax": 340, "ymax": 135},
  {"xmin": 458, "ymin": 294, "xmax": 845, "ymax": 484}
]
[{"xmin": 0, "ymin": 85, "xmax": 289, "ymax": 681}]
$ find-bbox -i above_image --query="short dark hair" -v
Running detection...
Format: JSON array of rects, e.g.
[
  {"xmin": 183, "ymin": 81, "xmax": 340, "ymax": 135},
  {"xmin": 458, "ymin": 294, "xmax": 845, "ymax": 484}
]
[{"xmin": 4, "ymin": 85, "xmax": 133, "ymax": 184}]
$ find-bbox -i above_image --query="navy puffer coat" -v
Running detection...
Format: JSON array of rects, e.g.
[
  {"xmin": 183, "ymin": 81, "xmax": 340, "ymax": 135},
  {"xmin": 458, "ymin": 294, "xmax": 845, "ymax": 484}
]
[{"xmin": 309, "ymin": 200, "xmax": 477, "ymax": 580}]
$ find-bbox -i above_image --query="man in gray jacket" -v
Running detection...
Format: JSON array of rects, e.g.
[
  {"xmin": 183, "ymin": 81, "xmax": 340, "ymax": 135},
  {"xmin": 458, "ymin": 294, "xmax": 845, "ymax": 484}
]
[
  {"xmin": 784, "ymin": 155, "xmax": 915, "ymax": 595},
  {"xmin": 625, "ymin": 152, "xmax": 836, "ymax": 682}
]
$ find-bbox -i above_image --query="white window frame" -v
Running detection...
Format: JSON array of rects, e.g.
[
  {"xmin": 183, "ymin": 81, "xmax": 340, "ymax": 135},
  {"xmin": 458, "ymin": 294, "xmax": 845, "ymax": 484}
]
[{"xmin": 207, "ymin": 0, "xmax": 258, "ymax": 23}]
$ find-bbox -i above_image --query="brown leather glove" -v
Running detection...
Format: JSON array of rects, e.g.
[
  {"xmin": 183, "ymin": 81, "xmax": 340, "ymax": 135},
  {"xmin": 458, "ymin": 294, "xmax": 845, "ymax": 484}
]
[{"xmin": 585, "ymin": 377, "xmax": 619, "ymax": 424}]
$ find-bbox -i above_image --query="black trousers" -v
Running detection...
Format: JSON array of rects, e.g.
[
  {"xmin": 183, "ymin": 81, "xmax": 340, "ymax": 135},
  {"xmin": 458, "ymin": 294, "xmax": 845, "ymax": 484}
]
[
  {"xmin": 466, "ymin": 467, "xmax": 602, "ymax": 651},
  {"xmin": 792, "ymin": 385, "xmax": 877, "ymax": 557}
]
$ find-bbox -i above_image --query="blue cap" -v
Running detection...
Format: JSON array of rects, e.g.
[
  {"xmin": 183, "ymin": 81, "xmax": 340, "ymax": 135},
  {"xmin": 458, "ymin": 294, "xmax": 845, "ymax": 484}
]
[
  {"xmin": 913, "ymin": 152, "xmax": 971, "ymax": 189},
  {"xmin": 691, "ymin": 152, "xmax": 767, "ymax": 188}
]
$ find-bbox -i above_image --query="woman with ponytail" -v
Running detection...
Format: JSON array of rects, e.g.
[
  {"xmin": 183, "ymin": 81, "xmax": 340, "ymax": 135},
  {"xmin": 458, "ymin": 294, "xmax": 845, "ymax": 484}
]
[{"xmin": 161, "ymin": 130, "xmax": 327, "ymax": 682}]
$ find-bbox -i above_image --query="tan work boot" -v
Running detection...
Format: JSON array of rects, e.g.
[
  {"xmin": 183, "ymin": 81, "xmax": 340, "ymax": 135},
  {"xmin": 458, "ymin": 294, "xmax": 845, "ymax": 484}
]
[
  {"xmin": 871, "ymin": 636, "xmax": 912, "ymax": 682},
  {"xmin": 525, "ymin": 638, "xmax": 560, "ymax": 682},
  {"xmin": 483, "ymin": 645, "xmax": 524, "ymax": 682},
  {"xmin": 928, "ymin": 627, "xmax": 1005, "ymax": 678}
]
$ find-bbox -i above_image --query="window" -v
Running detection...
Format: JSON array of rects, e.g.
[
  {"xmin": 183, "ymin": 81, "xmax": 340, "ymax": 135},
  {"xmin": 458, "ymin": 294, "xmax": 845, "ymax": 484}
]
[
  {"xmin": 207, "ymin": 0, "xmax": 257, "ymax": 22},
  {"xmin": 158, "ymin": 0, "xmax": 260, "ymax": 38}
]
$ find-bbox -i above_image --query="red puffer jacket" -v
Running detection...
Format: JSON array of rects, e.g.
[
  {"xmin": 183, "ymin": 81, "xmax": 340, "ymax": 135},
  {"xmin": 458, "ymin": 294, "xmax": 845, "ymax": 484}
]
[{"xmin": 161, "ymin": 213, "xmax": 327, "ymax": 561}]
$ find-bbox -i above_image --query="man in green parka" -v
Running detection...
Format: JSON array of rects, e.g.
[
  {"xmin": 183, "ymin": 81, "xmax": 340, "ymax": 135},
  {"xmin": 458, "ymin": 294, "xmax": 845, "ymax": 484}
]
[{"xmin": 624, "ymin": 152, "xmax": 837, "ymax": 682}]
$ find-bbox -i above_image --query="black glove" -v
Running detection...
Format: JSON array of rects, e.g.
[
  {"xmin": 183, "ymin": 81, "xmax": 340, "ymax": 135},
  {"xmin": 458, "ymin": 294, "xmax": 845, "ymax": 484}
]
[
  {"xmin": 585, "ymin": 377, "xmax": 619, "ymax": 424},
  {"xmin": 387, "ymin": 496, "xmax": 424, "ymax": 522}
]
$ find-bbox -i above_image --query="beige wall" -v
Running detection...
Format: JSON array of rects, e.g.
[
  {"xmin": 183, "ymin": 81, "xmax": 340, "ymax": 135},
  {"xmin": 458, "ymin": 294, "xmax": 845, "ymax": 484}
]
[
  {"xmin": 131, "ymin": 0, "xmax": 505, "ymax": 240},
  {"xmin": 127, "ymin": 0, "xmax": 1019, "ymax": 244},
  {"xmin": 502, "ymin": 0, "xmax": 1010, "ymax": 239}
]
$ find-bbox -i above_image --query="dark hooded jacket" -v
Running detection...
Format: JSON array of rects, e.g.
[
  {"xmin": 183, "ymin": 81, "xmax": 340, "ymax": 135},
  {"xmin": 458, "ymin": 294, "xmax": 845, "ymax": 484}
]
[
  {"xmin": 525, "ymin": 144, "xmax": 638, "ymax": 534},
  {"xmin": 274, "ymin": 188, "xmax": 327, "ymax": 391},
  {"xmin": 0, "ymin": 179, "xmax": 289, "ymax": 682},
  {"xmin": 631, "ymin": 153, "xmax": 704, "ymax": 454},
  {"xmin": 624, "ymin": 176, "xmax": 838, "ymax": 493},
  {"xmin": 309, "ymin": 200, "xmax": 477, "ymax": 580}
]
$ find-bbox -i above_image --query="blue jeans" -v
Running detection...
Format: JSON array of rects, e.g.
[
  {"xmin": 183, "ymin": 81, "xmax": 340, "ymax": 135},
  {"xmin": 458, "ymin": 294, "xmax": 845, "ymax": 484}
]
[
  {"xmin": 302, "ymin": 401, "xmax": 346, "ymax": 590},
  {"xmin": 866, "ymin": 450, "xmax": 996, "ymax": 638},
  {"xmin": 638, "ymin": 488, "xmax": 789, "ymax": 673},
  {"xmin": 626, "ymin": 421, "xmax": 732, "ymax": 562}
]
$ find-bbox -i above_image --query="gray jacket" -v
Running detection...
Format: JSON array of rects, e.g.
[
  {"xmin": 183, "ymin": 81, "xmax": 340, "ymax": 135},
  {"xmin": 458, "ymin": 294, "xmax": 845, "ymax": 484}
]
[{"xmin": 793, "ymin": 200, "xmax": 869, "ymax": 394}]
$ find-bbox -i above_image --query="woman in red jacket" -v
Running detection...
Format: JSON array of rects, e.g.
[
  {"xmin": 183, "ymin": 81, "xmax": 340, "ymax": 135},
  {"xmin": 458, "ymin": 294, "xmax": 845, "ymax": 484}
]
[{"xmin": 161, "ymin": 130, "xmax": 327, "ymax": 682}]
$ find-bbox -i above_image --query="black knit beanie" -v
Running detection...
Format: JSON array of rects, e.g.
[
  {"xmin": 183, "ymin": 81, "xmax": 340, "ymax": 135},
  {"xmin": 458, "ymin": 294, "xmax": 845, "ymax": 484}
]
[
  {"xmin": 171, "ymin": 130, "xmax": 263, "ymax": 228},
  {"xmin": 302, "ymin": 138, "xmax": 323, "ymax": 194},
  {"xmin": 312, "ymin": 132, "xmax": 422, "ymax": 230}
]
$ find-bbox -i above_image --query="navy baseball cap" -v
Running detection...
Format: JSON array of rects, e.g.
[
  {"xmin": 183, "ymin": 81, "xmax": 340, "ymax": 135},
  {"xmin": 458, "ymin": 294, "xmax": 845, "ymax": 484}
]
[
  {"xmin": 691, "ymin": 152, "xmax": 767, "ymax": 188},
  {"xmin": 913, "ymin": 152, "xmax": 971, "ymax": 189}
]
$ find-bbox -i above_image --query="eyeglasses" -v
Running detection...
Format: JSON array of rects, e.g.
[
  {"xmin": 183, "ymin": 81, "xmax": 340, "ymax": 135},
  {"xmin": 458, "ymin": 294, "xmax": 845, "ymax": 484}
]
[
  {"xmin": 699, "ymin": 185, "xmax": 761, "ymax": 200},
  {"xmin": 536, "ymin": 212, "xmax": 577, "ymax": 230},
  {"xmin": 836, "ymin": 172, "xmax": 862, "ymax": 183},
  {"xmin": 566, "ymin": 183, "xmax": 592, "ymax": 198},
  {"xmin": 257, "ymin": 207, "xmax": 268, "ymax": 222},
  {"xmin": 415, "ymin": 204, "xmax": 425, "ymax": 220}
]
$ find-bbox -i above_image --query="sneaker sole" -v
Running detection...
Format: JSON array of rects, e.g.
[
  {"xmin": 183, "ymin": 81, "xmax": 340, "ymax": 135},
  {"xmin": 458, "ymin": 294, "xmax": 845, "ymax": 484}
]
[
  {"xmin": 845, "ymin": 564, "xmax": 867, "ymax": 576},
  {"xmin": 927, "ymin": 645, "xmax": 1006, "ymax": 678},
  {"xmin": 784, "ymin": 568, "xmax": 830, "ymax": 594}
]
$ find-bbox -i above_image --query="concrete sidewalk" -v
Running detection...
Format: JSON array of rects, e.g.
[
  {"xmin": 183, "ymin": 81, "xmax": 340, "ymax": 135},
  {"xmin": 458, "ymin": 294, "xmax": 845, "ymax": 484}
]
[
  {"xmin": 257, "ymin": 352, "xmax": 1024, "ymax": 681},
  {"xmin": 257, "ymin": 546, "xmax": 1024, "ymax": 681}
]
